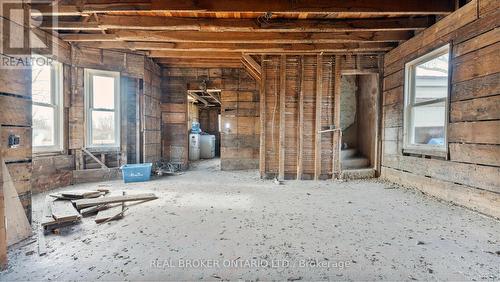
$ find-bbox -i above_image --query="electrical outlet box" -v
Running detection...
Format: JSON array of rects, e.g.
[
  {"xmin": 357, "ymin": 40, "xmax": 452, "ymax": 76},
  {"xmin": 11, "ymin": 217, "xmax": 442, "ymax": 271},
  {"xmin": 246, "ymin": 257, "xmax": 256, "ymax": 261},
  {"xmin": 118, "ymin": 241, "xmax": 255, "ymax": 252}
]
[{"xmin": 8, "ymin": 134, "xmax": 20, "ymax": 148}]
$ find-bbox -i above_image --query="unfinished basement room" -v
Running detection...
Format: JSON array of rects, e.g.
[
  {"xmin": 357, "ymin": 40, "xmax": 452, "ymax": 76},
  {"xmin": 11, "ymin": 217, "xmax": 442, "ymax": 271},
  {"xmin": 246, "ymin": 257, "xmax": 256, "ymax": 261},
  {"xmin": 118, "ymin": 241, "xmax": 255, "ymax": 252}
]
[{"xmin": 0, "ymin": 0, "xmax": 499, "ymax": 280}]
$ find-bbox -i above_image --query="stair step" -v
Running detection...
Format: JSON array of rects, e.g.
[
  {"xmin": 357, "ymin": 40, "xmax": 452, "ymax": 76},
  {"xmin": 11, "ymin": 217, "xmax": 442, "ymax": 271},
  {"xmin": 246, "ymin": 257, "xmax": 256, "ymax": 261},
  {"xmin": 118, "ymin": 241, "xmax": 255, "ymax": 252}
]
[
  {"xmin": 341, "ymin": 168, "xmax": 376, "ymax": 180},
  {"xmin": 341, "ymin": 157, "xmax": 370, "ymax": 169},
  {"xmin": 341, "ymin": 149, "xmax": 357, "ymax": 160}
]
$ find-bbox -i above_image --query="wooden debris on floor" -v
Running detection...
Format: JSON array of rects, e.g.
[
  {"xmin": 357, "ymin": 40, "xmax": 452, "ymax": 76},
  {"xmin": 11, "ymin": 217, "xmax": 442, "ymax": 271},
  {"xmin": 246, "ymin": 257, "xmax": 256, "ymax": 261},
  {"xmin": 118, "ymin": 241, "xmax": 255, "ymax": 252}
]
[
  {"xmin": 61, "ymin": 190, "xmax": 103, "ymax": 199},
  {"xmin": 80, "ymin": 204, "xmax": 110, "ymax": 217},
  {"xmin": 40, "ymin": 187, "xmax": 158, "ymax": 234},
  {"xmin": 49, "ymin": 190, "xmax": 104, "ymax": 200},
  {"xmin": 50, "ymin": 200, "xmax": 80, "ymax": 221},
  {"xmin": 37, "ymin": 227, "xmax": 46, "ymax": 256},
  {"xmin": 95, "ymin": 206, "xmax": 127, "ymax": 223},
  {"xmin": 73, "ymin": 193, "xmax": 158, "ymax": 209},
  {"xmin": 41, "ymin": 196, "xmax": 81, "ymax": 233}
]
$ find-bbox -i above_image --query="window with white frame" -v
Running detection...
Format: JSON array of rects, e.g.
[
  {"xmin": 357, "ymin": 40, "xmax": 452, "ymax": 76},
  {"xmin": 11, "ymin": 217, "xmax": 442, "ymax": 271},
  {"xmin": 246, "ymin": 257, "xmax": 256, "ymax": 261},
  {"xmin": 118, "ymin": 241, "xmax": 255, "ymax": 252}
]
[
  {"xmin": 32, "ymin": 56, "xmax": 63, "ymax": 152},
  {"xmin": 404, "ymin": 44, "xmax": 450, "ymax": 154},
  {"xmin": 84, "ymin": 69, "xmax": 120, "ymax": 148}
]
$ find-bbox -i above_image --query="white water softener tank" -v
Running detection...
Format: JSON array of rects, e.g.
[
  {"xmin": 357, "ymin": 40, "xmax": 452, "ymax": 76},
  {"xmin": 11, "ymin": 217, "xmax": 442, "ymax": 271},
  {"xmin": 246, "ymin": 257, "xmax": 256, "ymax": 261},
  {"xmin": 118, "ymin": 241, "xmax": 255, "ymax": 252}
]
[
  {"xmin": 200, "ymin": 135, "xmax": 216, "ymax": 159},
  {"xmin": 189, "ymin": 133, "xmax": 200, "ymax": 161}
]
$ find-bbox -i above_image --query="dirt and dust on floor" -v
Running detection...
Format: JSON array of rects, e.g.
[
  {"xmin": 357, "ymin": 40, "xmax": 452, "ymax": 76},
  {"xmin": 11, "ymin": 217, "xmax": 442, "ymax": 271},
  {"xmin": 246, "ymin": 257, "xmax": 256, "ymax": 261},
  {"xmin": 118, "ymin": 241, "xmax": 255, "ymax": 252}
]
[{"xmin": 1, "ymin": 159, "xmax": 499, "ymax": 281}]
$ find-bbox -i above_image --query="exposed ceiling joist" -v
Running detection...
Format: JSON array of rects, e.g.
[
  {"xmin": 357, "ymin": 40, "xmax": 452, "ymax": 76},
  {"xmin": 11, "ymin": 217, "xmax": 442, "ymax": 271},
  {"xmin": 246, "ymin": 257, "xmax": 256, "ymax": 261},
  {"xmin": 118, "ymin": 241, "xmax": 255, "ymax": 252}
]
[
  {"xmin": 156, "ymin": 58, "xmax": 243, "ymax": 68},
  {"xmin": 187, "ymin": 90, "xmax": 210, "ymax": 106},
  {"xmin": 31, "ymin": 1, "xmax": 454, "ymax": 15},
  {"xmin": 148, "ymin": 51, "xmax": 242, "ymax": 59},
  {"xmin": 151, "ymin": 0, "xmax": 454, "ymax": 14},
  {"xmin": 74, "ymin": 42, "xmax": 396, "ymax": 53},
  {"xmin": 40, "ymin": 15, "xmax": 432, "ymax": 32},
  {"xmin": 61, "ymin": 30, "xmax": 412, "ymax": 43}
]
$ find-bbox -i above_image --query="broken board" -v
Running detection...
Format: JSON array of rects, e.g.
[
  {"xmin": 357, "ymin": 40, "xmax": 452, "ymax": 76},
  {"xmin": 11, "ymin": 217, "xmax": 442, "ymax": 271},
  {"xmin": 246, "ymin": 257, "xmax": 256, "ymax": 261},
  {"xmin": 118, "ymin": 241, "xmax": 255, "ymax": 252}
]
[
  {"xmin": 2, "ymin": 161, "xmax": 32, "ymax": 246},
  {"xmin": 73, "ymin": 193, "xmax": 157, "ymax": 209},
  {"xmin": 41, "ymin": 196, "xmax": 80, "ymax": 232},
  {"xmin": 95, "ymin": 206, "xmax": 125, "ymax": 223},
  {"xmin": 80, "ymin": 204, "xmax": 110, "ymax": 217},
  {"xmin": 50, "ymin": 200, "xmax": 80, "ymax": 221},
  {"xmin": 60, "ymin": 190, "xmax": 102, "ymax": 199}
]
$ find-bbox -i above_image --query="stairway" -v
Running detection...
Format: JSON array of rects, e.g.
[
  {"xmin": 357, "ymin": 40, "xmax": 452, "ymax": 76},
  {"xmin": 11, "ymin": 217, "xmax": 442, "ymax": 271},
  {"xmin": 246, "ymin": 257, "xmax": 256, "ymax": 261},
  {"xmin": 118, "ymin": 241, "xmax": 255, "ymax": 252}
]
[
  {"xmin": 340, "ymin": 148, "xmax": 374, "ymax": 179},
  {"xmin": 341, "ymin": 148, "xmax": 370, "ymax": 169}
]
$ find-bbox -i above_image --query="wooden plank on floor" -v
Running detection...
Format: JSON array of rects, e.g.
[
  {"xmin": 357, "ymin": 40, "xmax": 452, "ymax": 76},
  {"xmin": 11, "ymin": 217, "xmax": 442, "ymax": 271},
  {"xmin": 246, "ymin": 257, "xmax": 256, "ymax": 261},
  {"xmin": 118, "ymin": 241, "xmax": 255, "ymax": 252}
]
[
  {"xmin": 50, "ymin": 200, "xmax": 80, "ymax": 221},
  {"xmin": 95, "ymin": 205, "xmax": 124, "ymax": 223},
  {"xmin": 73, "ymin": 193, "xmax": 157, "ymax": 209}
]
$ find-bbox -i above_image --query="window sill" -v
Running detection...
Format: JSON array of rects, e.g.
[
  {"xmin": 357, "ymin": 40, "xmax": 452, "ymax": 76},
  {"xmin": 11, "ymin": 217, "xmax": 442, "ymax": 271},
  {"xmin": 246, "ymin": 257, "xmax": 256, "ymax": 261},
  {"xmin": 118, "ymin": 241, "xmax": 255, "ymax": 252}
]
[
  {"xmin": 403, "ymin": 147, "xmax": 447, "ymax": 158},
  {"xmin": 33, "ymin": 150, "xmax": 65, "ymax": 157},
  {"xmin": 85, "ymin": 147, "xmax": 120, "ymax": 153}
]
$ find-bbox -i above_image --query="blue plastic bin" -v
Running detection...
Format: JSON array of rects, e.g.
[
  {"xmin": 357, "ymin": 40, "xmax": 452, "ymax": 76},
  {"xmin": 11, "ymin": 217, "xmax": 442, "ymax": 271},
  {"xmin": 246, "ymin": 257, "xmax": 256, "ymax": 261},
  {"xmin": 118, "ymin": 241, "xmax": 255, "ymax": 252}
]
[{"xmin": 120, "ymin": 163, "xmax": 152, "ymax": 183}]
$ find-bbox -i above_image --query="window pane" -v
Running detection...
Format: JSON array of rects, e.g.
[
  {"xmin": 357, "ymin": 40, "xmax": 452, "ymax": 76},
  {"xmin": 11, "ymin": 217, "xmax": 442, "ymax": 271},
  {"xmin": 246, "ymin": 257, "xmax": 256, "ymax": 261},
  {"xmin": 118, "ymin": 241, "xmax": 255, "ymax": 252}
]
[
  {"xmin": 32, "ymin": 64, "xmax": 52, "ymax": 104},
  {"xmin": 91, "ymin": 111, "xmax": 115, "ymax": 145},
  {"xmin": 33, "ymin": 105, "xmax": 55, "ymax": 146},
  {"xmin": 414, "ymin": 53, "xmax": 449, "ymax": 103},
  {"xmin": 92, "ymin": 75, "xmax": 115, "ymax": 109},
  {"xmin": 411, "ymin": 101, "xmax": 445, "ymax": 145}
]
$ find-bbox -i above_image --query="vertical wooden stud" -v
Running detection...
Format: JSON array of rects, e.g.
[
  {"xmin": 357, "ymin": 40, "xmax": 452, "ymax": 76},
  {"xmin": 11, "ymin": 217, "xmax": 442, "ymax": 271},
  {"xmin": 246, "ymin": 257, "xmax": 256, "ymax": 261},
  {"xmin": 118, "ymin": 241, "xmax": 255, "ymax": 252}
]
[
  {"xmin": 0, "ymin": 126, "xmax": 7, "ymax": 269},
  {"xmin": 314, "ymin": 54, "xmax": 323, "ymax": 180},
  {"xmin": 259, "ymin": 55, "xmax": 267, "ymax": 178},
  {"xmin": 333, "ymin": 55, "xmax": 342, "ymax": 179},
  {"xmin": 278, "ymin": 55, "xmax": 286, "ymax": 180},
  {"xmin": 297, "ymin": 56, "xmax": 305, "ymax": 180}
]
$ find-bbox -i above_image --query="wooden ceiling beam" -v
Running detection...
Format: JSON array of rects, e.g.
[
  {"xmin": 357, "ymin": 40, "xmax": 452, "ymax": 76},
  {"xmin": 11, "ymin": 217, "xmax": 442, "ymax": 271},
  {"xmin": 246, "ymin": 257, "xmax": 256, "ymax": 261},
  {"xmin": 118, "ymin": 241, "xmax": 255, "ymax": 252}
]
[
  {"xmin": 148, "ymin": 51, "xmax": 243, "ymax": 59},
  {"xmin": 61, "ymin": 30, "xmax": 411, "ymax": 43},
  {"xmin": 150, "ymin": 0, "xmax": 454, "ymax": 14},
  {"xmin": 32, "ymin": 1, "xmax": 453, "ymax": 15},
  {"xmin": 75, "ymin": 41, "xmax": 396, "ymax": 53},
  {"xmin": 41, "ymin": 15, "xmax": 432, "ymax": 32},
  {"xmin": 156, "ymin": 58, "xmax": 243, "ymax": 68}
]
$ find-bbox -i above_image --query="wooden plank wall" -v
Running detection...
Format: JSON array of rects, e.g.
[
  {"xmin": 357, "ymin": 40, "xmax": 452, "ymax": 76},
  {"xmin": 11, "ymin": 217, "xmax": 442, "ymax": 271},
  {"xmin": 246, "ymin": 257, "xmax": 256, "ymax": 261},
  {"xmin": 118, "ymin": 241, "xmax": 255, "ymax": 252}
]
[
  {"xmin": 381, "ymin": 0, "xmax": 500, "ymax": 218},
  {"xmin": 30, "ymin": 35, "xmax": 162, "ymax": 190},
  {"xmin": 220, "ymin": 68, "xmax": 260, "ymax": 170},
  {"xmin": 0, "ymin": 16, "xmax": 33, "ymax": 223},
  {"xmin": 143, "ymin": 58, "xmax": 162, "ymax": 163},
  {"xmin": 160, "ymin": 68, "xmax": 190, "ymax": 168},
  {"xmin": 160, "ymin": 67, "xmax": 259, "ymax": 170},
  {"xmin": 262, "ymin": 55, "xmax": 338, "ymax": 180}
]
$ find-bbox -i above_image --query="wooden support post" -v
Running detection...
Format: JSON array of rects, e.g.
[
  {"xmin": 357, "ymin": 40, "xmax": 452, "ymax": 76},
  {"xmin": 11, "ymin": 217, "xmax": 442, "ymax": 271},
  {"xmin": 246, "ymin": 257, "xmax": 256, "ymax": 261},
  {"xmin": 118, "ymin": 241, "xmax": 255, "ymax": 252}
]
[
  {"xmin": 100, "ymin": 154, "xmax": 106, "ymax": 167},
  {"xmin": 314, "ymin": 54, "xmax": 323, "ymax": 180},
  {"xmin": 259, "ymin": 55, "xmax": 266, "ymax": 178},
  {"xmin": 75, "ymin": 149, "xmax": 84, "ymax": 170},
  {"xmin": 0, "ymin": 126, "xmax": 7, "ymax": 269},
  {"xmin": 278, "ymin": 55, "xmax": 286, "ymax": 181},
  {"xmin": 375, "ymin": 54, "xmax": 384, "ymax": 177},
  {"xmin": 297, "ymin": 56, "xmax": 305, "ymax": 180},
  {"xmin": 135, "ymin": 78, "xmax": 141, "ymax": 163},
  {"xmin": 333, "ymin": 55, "xmax": 342, "ymax": 179}
]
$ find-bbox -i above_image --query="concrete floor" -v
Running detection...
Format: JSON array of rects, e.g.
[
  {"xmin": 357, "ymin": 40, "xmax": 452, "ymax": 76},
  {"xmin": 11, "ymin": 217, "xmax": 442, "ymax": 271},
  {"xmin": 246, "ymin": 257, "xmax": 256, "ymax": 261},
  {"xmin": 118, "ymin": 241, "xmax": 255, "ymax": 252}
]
[{"xmin": 1, "ymin": 159, "xmax": 499, "ymax": 281}]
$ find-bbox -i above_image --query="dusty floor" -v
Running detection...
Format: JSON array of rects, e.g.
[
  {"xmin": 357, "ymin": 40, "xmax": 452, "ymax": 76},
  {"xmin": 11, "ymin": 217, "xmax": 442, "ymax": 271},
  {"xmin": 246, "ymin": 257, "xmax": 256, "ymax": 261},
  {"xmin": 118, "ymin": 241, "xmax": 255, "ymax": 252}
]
[{"xmin": 1, "ymin": 159, "xmax": 499, "ymax": 281}]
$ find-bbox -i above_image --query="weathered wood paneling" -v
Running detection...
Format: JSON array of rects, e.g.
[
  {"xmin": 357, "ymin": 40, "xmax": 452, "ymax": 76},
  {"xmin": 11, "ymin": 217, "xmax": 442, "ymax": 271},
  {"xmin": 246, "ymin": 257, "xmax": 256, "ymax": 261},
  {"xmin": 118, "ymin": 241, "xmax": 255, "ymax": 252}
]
[
  {"xmin": 381, "ymin": 1, "xmax": 500, "ymax": 218},
  {"xmin": 382, "ymin": 167, "xmax": 500, "ymax": 219}
]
